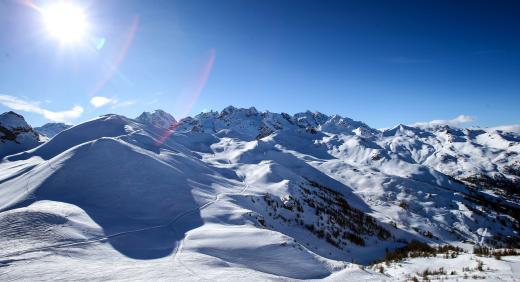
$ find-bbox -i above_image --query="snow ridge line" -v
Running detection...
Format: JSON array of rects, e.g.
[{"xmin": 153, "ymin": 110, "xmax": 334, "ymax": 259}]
[
  {"xmin": 0, "ymin": 126, "xmax": 250, "ymax": 260},
  {"xmin": 0, "ymin": 177, "xmax": 250, "ymax": 260},
  {"xmin": 171, "ymin": 175, "xmax": 250, "ymax": 279},
  {"xmin": 2, "ymin": 128, "xmax": 261, "ymax": 279}
]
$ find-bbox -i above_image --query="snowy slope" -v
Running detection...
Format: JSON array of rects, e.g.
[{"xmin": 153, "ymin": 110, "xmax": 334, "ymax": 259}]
[
  {"xmin": 0, "ymin": 111, "xmax": 43, "ymax": 159},
  {"xmin": 0, "ymin": 107, "xmax": 518, "ymax": 280},
  {"xmin": 379, "ymin": 124, "xmax": 520, "ymax": 199},
  {"xmin": 34, "ymin": 123, "xmax": 72, "ymax": 139}
]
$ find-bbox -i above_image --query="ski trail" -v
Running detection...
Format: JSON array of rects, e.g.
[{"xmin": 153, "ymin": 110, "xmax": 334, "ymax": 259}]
[
  {"xmin": 170, "ymin": 174, "xmax": 250, "ymax": 280},
  {"xmin": 0, "ymin": 129, "xmax": 251, "ymax": 282},
  {"xmin": 0, "ymin": 178, "xmax": 249, "ymax": 261}
]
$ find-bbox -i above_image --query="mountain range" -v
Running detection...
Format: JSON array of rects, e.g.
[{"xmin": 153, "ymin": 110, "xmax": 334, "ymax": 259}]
[
  {"xmin": 0, "ymin": 107, "xmax": 519, "ymax": 280},
  {"xmin": 34, "ymin": 123, "xmax": 72, "ymax": 139}
]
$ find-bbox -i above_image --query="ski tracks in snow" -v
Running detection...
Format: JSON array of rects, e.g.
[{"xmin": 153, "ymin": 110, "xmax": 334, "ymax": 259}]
[
  {"xmin": 0, "ymin": 131, "xmax": 253, "ymax": 279},
  {"xmin": 0, "ymin": 171, "xmax": 250, "ymax": 281}
]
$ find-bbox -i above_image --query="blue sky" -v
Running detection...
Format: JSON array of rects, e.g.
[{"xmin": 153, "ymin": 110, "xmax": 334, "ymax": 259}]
[{"xmin": 0, "ymin": 0, "xmax": 518, "ymax": 128}]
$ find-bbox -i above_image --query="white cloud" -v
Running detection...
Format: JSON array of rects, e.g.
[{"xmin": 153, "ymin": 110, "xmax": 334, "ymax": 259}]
[
  {"xmin": 112, "ymin": 100, "xmax": 136, "ymax": 108},
  {"xmin": 412, "ymin": 115, "xmax": 475, "ymax": 128},
  {"xmin": 0, "ymin": 94, "xmax": 83, "ymax": 122},
  {"xmin": 490, "ymin": 124, "xmax": 520, "ymax": 134},
  {"xmin": 90, "ymin": 96, "xmax": 136, "ymax": 109},
  {"xmin": 90, "ymin": 96, "xmax": 118, "ymax": 108}
]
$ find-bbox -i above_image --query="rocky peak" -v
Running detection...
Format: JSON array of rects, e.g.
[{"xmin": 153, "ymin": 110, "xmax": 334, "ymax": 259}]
[
  {"xmin": 219, "ymin": 106, "xmax": 259, "ymax": 119},
  {"xmin": 0, "ymin": 111, "xmax": 32, "ymax": 131},
  {"xmin": 382, "ymin": 124, "xmax": 428, "ymax": 137},
  {"xmin": 0, "ymin": 111, "xmax": 42, "ymax": 158},
  {"xmin": 35, "ymin": 123, "xmax": 72, "ymax": 138},
  {"xmin": 136, "ymin": 109, "xmax": 177, "ymax": 129},
  {"xmin": 293, "ymin": 111, "xmax": 329, "ymax": 129}
]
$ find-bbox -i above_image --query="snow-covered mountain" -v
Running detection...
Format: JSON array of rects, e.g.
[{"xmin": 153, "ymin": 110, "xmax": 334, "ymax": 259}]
[
  {"xmin": 35, "ymin": 123, "xmax": 72, "ymax": 139},
  {"xmin": 0, "ymin": 111, "xmax": 43, "ymax": 159},
  {"xmin": 135, "ymin": 109, "xmax": 177, "ymax": 129},
  {"xmin": 380, "ymin": 124, "xmax": 520, "ymax": 199},
  {"xmin": 0, "ymin": 107, "xmax": 518, "ymax": 280}
]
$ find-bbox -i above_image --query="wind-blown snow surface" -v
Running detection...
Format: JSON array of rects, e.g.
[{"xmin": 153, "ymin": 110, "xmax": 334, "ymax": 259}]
[{"xmin": 0, "ymin": 107, "xmax": 519, "ymax": 281}]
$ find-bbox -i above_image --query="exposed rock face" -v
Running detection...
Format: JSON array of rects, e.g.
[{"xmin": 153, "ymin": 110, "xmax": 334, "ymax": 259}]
[
  {"xmin": 0, "ymin": 106, "xmax": 519, "ymax": 280},
  {"xmin": 135, "ymin": 109, "xmax": 177, "ymax": 129},
  {"xmin": 172, "ymin": 106, "xmax": 520, "ymax": 203},
  {"xmin": 0, "ymin": 111, "xmax": 42, "ymax": 158}
]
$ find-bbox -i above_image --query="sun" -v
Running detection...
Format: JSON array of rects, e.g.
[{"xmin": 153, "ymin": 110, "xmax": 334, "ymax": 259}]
[{"xmin": 42, "ymin": 3, "xmax": 89, "ymax": 43}]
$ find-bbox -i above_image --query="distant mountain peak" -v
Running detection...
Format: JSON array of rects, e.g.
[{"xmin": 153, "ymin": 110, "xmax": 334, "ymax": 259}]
[
  {"xmin": 0, "ymin": 111, "xmax": 42, "ymax": 158},
  {"xmin": 382, "ymin": 123, "xmax": 426, "ymax": 137},
  {"xmin": 135, "ymin": 109, "xmax": 177, "ymax": 129},
  {"xmin": 1, "ymin": 106, "xmax": 520, "ymax": 280},
  {"xmin": 172, "ymin": 106, "xmax": 380, "ymax": 140},
  {"xmin": 219, "ymin": 105, "xmax": 259, "ymax": 118},
  {"xmin": 35, "ymin": 123, "xmax": 72, "ymax": 138},
  {"xmin": 0, "ymin": 111, "xmax": 32, "ymax": 130}
]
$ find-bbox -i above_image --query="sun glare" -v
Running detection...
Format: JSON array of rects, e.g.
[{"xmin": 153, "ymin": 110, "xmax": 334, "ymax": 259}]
[{"xmin": 42, "ymin": 3, "xmax": 89, "ymax": 43}]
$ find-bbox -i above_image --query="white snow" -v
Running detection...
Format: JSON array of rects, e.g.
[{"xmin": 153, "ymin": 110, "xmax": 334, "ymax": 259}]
[
  {"xmin": 34, "ymin": 123, "xmax": 72, "ymax": 138},
  {"xmin": 135, "ymin": 109, "xmax": 177, "ymax": 129},
  {"xmin": 0, "ymin": 111, "xmax": 42, "ymax": 159},
  {"xmin": 0, "ymin": 107, "xmax": 518, "ymax": 281}
]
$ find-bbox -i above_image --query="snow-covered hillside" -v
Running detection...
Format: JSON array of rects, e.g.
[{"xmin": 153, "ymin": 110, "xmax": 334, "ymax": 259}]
[
  {"xmin": 0, "ymin": 111, "xmax": 43, "ymax": 159},
  {"xmin": 380, "ymin": 124, "xmax": 520, "ymax": 200},
  {"xmin": 35, "ymin": 123, "xmax": 72, "ymax": 139},
  {"xmin": 0, "ymin": 107, "xmax": 518, "ymax": 281}
]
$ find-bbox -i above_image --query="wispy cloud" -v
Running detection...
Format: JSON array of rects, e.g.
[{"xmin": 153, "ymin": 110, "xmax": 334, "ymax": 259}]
[
  {"xmin": 412, "ymin": 115, "xmax": 475, "ymax": 128},
  {"xmin": 0, "ymin": 94, "xmax": 83, "ymax": 122},
  {"xmin": 90, "ymin": 96, "xmax": 136, "ymax": 109},
  {"xmin": 112, "ymin": 100, "xmax": 136, "ymax": 108},
  {"xmin": 147, "ymin": 98, "xmax": 159, "ymax": 105}
]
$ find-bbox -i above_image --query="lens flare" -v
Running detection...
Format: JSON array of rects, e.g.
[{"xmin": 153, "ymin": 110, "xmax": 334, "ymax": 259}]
[
  {"xmin": 89, "ymin": 16, "xmax": 140, "ymax": 97},
  {"xmin": 156, "ymin": 49, "xmax": 217, "ymax": 145}
]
